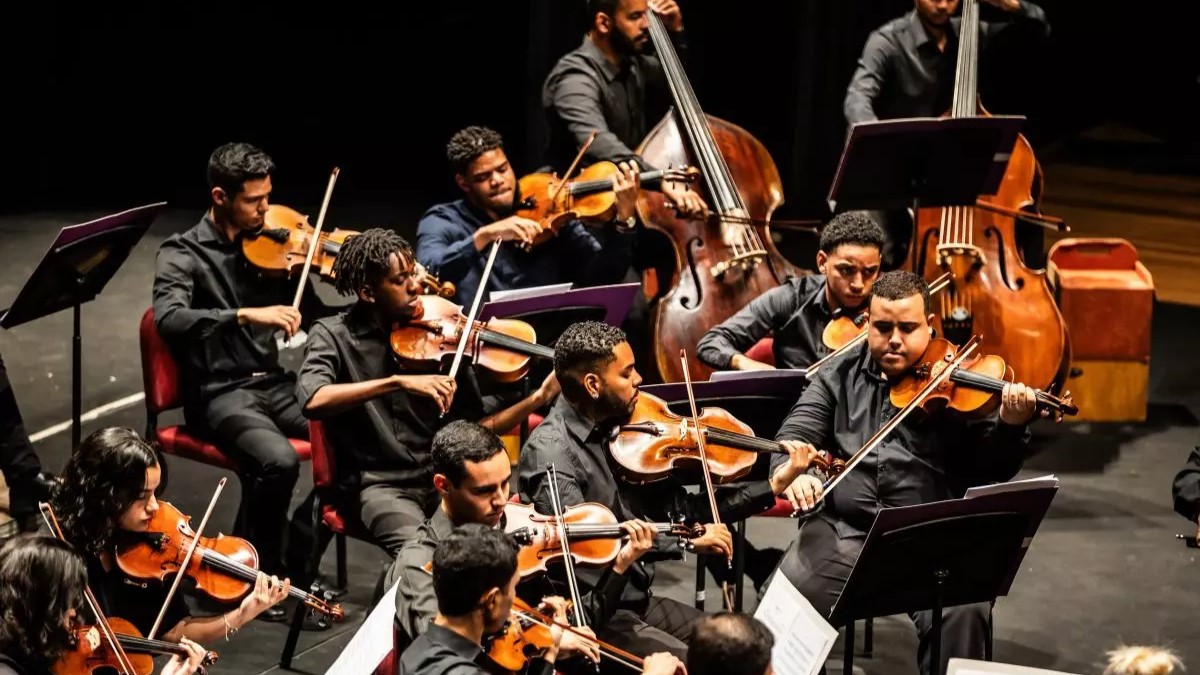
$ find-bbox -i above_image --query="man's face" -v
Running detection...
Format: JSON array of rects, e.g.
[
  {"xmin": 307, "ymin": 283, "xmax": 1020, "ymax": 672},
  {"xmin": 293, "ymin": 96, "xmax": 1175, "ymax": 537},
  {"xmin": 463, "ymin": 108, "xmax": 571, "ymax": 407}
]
[
  {"xmin": 364, "ymin": 252, "xmax": 422, "ymax": 322},
  {"xmin": 437, "ymin": 451, "xmax": 511, "ymax": 529},
  {"xmin": 866, "ymin": 294, "xmax": 934, "ymax": 378},
  {"xmin": 591, "ymin": 341, "xmax": 642, "ymax": 420},
  {"xmin": 214, "ymin": 176, "xmax": 271, "ymax": 232},
  {"xmin": 601, "ymin": 0, "xmax": 651, "ymax": 54},
  {"xmin": 455, "ymin": 149, "xmax": 516, "ymax": 216},
  {"xmin": 914, "ymin": 0, "xmax": 958, "ymax": 27},
  {"xmin": 817, "ymin": 244, "xmax": 881, "ymax": 311}
]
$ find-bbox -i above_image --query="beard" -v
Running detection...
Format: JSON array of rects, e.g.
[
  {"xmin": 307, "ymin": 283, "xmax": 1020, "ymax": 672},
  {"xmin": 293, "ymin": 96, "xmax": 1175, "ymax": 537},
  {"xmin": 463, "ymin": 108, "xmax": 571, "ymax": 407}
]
[{"xmin": 612, "ymin": 28, "xmax": 649, "ymax": 56}]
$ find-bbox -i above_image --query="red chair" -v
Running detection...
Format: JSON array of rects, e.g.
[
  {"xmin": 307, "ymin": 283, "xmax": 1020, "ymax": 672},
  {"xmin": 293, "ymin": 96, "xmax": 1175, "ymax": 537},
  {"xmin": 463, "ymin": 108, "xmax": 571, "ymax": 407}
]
[{"xmin": 745, "ymin": 336, "xmax": 775, "ymax": 365}]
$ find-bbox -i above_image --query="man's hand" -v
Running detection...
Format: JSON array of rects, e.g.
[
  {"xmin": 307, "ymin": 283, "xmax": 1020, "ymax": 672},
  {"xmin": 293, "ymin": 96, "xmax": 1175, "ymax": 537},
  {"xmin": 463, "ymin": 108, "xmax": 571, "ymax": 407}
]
[
  {"xmin": 768, "ymin": 440, "xmax": 817, "ymax": 494},
  {"xmin": 395, "ymin": 374, "xmax": 457, "ymax": 415},
  {"xmin": 689, "ymin": 522, "xmax": 732, "ymax": 558},
  {"xmin": 535, "ymin": 372, "xmax": 561, "ymax": 408},
  {"xmin": 982, "ymin": 0, "xmax": 1021, "ymax": 11},
  {"xmin": 643, "ymin": 652, "xmax": 688, "ymax": 675},
  {"xmin": 557, "ymin": 625, "xmax": 600, "ymax": 664},
  {"xmin": 475, "ymin": 215, "xmax": 544, "ymax": 250},
  {"xmin": 539, "ymin": 595, "xmax": 600, "ymax": 664},
  {"xmin": 780, "ymin": 474, "xmax": 824, "ymax": 514},
  {"xmin": 612, "ymin": 161, "xmax": 641, "ymax": 225},
  {"xmin": 999, "ymin": 382, "xmax": 1038, "ymax": 425},
  {"xmin": 730, "ymin": 353, "xmax": 774, "ymax": 372},
  {"xmin": 648, "ymin": 0, "xmax": 684, "ymax": 32},
  {"xmin": 238, "ymin": 305, "xmax": 301, "ymax": 337},
  {"xmin": 661, "ymin": 180, "xmax": 708, "ymax": 220},
  {"xmin": 613, "ymin": 519, "xmax": 657, "ymax": 574}
]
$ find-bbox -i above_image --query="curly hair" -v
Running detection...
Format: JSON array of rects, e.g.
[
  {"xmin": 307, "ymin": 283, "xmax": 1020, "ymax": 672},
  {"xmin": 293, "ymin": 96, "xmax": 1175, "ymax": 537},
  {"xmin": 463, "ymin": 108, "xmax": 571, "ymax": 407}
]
[
  {"xmin": 446, "ymin": 126, "xmax": 504, "ymax": 174},
  {"xmin": 0, "ymin": 534, "xmax": 87, "ymax": 671},
  {"xmin": 553, "ymin": 320, "xmax": 628, "ymax": 402},
  {"xmin": 207, "ymin": 142, "xmax": 275, "ymax": 197},
  {"xmin": 870, "ymin": 270, "xmax": 931, "ymax": 314},
  {"xmin": 819, "ymin": 211, "xmax": 886, "ymax": 254},
  {"xmin": 51, "ymin": 427, "xmax": 159, "ymax": 557},
  {"xmin": 331, "ymin": 228, "xmax": 415, "ymax": 297}
]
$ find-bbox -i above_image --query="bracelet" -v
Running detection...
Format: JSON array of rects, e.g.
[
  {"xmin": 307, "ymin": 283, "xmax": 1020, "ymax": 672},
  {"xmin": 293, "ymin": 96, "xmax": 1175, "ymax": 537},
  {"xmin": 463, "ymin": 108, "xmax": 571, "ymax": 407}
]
[{"xmin": 223, "ymin": 612, "xmax": 238, "ymax": 640}]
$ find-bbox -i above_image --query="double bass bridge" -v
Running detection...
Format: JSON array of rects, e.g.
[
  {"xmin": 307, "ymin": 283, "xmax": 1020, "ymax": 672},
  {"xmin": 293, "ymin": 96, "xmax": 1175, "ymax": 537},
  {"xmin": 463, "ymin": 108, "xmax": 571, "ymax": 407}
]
[{"xmin": 711, "ymin": 251, "xmax": 767, "ymax": 280}]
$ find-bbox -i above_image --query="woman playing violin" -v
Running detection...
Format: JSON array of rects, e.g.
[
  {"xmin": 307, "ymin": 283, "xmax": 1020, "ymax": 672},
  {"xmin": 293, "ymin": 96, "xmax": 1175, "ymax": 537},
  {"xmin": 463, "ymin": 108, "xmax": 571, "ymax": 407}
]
[
  {"xmin": 50, "ymin": 428, "xmax": 291, "ymax": 644},
  {"xmin": 0, "ymin": 534, "xmax": 208, "ymax": 675},
  {"xmin": 765, "ymin": 270, "xmax": 1039, "ymax": 675}
]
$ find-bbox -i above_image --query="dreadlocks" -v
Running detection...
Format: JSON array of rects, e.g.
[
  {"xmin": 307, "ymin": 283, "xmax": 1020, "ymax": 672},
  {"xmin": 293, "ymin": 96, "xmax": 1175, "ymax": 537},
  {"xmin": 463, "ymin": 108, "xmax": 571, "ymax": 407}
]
[
  {"xmin": 331, "ymin": 227, "xmax": 415, "ymax": 297},
  {"xmin": 446, "ymin": 126, "xmax": 504, "ymax": 174}
]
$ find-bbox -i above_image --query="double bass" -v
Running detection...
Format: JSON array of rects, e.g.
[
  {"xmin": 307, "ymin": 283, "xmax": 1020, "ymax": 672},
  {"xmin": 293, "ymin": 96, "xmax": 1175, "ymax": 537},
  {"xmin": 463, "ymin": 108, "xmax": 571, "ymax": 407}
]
[
  {"xmin": 905, "ymin": 0, "xmax": 1070, "ymax": 394},
  {"xmin": 636, "ymin": 12, "xmax": 810, "ymax": 383}
]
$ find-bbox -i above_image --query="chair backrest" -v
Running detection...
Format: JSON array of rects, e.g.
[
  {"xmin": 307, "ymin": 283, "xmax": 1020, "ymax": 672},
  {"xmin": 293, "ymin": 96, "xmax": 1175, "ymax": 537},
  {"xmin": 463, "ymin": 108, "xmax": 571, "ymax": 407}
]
[
  {"xmin": 310, "ymin": 419, "xmax": 337, "ymax": 490},
  {"xmin": 745, "ymin": 337, "xmax": 776, "ymax": 366},
  {"xmin": 139, "ymin": 308, "xmax": 182, "ymax": 416}
]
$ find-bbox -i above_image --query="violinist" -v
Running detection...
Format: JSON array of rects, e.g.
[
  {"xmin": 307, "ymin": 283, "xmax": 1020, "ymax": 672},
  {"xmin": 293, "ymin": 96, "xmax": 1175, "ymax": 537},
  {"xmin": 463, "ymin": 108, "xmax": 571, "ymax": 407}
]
[
  {"xmin": 415, "ymin": 125, "xmax": 639, "ymax": 306},
  {"xmin": 0, "ymin": 347, "xmax": 54, "ymax": 533},
  {"xmin": 696, "ymin": 212, "xmax": 886, "ymax": 371},
  {"xmin": 686, "ymin": 613, "xmax": 774, "ymax": 675},
  {"xmin": 517, "ymin": 320, "xmax": 816, "ymax": 659},
  {"xmin": 297, "ymin": 228, "xmax": 557, "ymax": 556},
  {"xmin": 151, "ymin": 142, "xmax": 335, "ymax": 603},
  {"xmin": 765, "ymin": 270, "xmax": 1038, "ymax": 675},
  {"xmin": 0, "ymin": 534, "xmax": 209, "ymax": 675},
  {"xmin": 49, "ymin": 427, "xmax": 292, "ymax": 643}
]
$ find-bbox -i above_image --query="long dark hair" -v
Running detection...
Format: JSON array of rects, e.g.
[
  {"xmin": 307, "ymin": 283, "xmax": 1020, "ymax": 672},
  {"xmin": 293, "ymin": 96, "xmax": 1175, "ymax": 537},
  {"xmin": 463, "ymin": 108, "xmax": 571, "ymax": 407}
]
[
  {"xmin": 52, "ymin": 427, "xmax": 159, "ymax": 556},
  {"xmin": 0, "ymin": 534, "xmax": 87, "ymax": 670}
]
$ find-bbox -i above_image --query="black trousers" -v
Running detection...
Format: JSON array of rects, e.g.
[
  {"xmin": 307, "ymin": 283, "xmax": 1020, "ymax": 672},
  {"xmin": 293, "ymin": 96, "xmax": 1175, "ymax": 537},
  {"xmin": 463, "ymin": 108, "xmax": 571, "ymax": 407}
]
[
  {"xmin": 773, "ymin": 515, "xmax": 990, "ymax": 675},
  {"xmin": 186, "ymin": 377, "xmax": 313, "ymax": 578},
  {"xmin": 358, "ymin": 483, "xmax": 439, "ymax": 557},
  {"xmin": 0, "ymin": 350, "xmax": 43, "ymax": 521}
]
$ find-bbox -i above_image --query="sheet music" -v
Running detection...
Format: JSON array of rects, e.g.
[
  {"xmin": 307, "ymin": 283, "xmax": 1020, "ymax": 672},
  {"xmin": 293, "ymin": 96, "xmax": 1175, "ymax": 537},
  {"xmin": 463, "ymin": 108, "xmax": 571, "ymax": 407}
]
[
  {"xmin": 948, "ymin": 657, "xmax": 1082, "ymax": 675},
  {"xmin": 324, "ymin": 580, "xmax": 400, "ymax": 675},
  {"xmin": 709, "ymin": 368, "xmax": 808, "ymax": 381},
  {"xmin": 753, "ymin": 570, "xmax": 838, "ymax": 675},
  {"xmin": 965, "ymin": 475, "xmax": 1059, "ymax": 499},
  {"xmin": 489, "ymin": 283, "xmax": 573, "ymax": 302}
]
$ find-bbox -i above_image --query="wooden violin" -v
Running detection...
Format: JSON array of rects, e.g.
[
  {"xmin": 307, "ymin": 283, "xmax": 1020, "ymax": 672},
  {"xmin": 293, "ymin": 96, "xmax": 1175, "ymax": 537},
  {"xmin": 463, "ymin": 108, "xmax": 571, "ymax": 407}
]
[
  {"xmin": 389, "ymin": 295, "xmax": 554, "ymax": 383},
  {"xmin": 504, "ymin": 501, "xmax": 703, "ymax": 579},
  {"xmin": 483, "ymin": 596, "xmax": 645, "ymax": 674},
  {"xmin": 241, "ymin": 204, "xmax": 355, "ymax": 280},
  {"xmin": 114, "ymin": 501, "xmax": 344, "ymax": 622},
  {"xmin": 608, "ymin": 389, "xmax": 846, "ymax": 485},
  {"xmin": 56, "ymin": 617, "xmax": 219, "ymax": 675},
  {"xmin": 821, "ymin": 308, "xmax": 869, "ymax": 350}
]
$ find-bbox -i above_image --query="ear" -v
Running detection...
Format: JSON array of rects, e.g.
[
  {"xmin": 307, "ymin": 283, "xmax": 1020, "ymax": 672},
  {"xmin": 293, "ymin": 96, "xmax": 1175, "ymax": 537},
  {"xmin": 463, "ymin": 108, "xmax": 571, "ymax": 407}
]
[
  {"xmin": 595, "ymin": 11, "xmax": 612, "ymax": 35},
  {"xmin": 211, "ymin": 187, "xmax": 228, "ymax": 207},
  {"xmin": 583, "ymin": 372, "xmax": 602, "ymax": 400},
  {"xmin": 481, "ymin": 586, "xmax": 500, "ymax": 612},
  {"xmin": 433, "ymin": 473, "xmax": 452, "ymax": 495},
  {"xmin": 815, "ymin": 250, "xmax": 828, "ymax": 274},
  {"xmin": 454, "ymin": 173, "xmax": 468, "ymax": 194},
  {"xmin": 357, "ymin": 283, "xmax": 375, "ymax": 305},
  {"xmin": 927, "ymin": 313, "xmax": 936, "ymax": 332}
]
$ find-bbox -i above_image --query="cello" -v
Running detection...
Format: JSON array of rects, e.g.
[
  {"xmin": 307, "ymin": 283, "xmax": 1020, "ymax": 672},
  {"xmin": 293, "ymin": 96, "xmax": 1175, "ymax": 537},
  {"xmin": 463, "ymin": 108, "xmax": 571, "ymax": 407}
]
[
  {"xmin": 905, "ymin": 0, "xmax": 1070, "ymax": 394},
  {"xmin": 635, "ymin": 11, "xmax": 811, "ymax": 383}
]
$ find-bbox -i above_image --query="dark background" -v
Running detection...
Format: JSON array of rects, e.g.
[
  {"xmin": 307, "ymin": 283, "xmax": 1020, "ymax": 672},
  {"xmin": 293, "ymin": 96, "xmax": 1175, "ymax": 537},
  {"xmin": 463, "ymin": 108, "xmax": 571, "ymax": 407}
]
[{"xmin": 2, "ymin": 0, "xmax": 1196, "ymax": 221}]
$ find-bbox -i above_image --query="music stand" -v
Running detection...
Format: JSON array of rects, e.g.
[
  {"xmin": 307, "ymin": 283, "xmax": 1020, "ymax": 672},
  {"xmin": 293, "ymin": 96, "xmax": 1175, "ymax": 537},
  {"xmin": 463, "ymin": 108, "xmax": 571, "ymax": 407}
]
[
  {"xmin": 0, "ymin": 202, "xmax": 166, "ymax": 447},
  {"xmin": 829, "ymin": 485, "xmax": 1058, "ymax": 675},
  {"xmin": 827, "ymin": 116, "xmax": 1025, "ymax": 213}
]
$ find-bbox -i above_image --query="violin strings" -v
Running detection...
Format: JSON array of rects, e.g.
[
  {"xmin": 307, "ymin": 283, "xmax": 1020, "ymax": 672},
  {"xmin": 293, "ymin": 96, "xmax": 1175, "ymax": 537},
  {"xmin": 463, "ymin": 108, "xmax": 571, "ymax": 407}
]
[{"xmin": 510, "ymin": 610, "xmax": 644, "ymax": 673}]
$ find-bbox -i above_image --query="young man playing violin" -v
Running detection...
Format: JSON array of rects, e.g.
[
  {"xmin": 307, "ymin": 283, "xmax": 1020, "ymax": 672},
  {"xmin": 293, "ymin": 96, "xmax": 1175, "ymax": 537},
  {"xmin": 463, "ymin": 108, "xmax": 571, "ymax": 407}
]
[
  {"xmin": 766, "ymin": 270, "xmax": 1040, "ymax": 675},
  {"xmin": 697, "ymin": 211, "xmax": 886, "ymax": 372},
  {"xmin": 297, "ymin": 228, "xmax": 556, "ymax": 557},
  {"xmin": 415, "ymin": 125, "xmax": 640, "ymax": 307},
  {"xmin": 517, "ymin": 320, "xmax": 817, "ymax": 660}
]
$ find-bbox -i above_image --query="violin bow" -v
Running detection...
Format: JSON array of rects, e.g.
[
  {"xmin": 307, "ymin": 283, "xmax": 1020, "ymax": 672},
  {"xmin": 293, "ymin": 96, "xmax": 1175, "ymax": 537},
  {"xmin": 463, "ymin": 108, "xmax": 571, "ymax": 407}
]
[
  {"xmin": 39, "ymin": 503, "xmax": 139, "ymax": 675},
  {"xmin": 148, "ymin": 477, "xmax": 227, "ymax": 640},
  {"xmin": 280, "ymin": 167, "xmax": 340, "ymax": 348},
  {"xmin": 509, "ymin": 605, "xmax": 644, "ymax": 673},
  {"xmin": 544, "ymin": 464, "xmax": 588, "ymax": 631},
  {"xmin": 548, "ymin": 131, "xmax": 597, "ymax": 206},
  {"xmin": 678, "ymin": 349, "xmax": 735, "ymax": 611},
  {"xmin": 444, "ymin": 237, "xmax": 503, "ymax": 404}
]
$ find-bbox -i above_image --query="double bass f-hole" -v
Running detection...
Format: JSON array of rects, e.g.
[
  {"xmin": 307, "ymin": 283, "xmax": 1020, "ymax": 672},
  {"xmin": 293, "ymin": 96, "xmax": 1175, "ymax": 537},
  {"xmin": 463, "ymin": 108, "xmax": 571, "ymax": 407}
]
[
  {"xmin": 679, "ymin": 236, "xmax": 706, "ymax": 310},
  {"xmin": 982, "ymin": 225, "xmax": 1021, "ymax": 291}
]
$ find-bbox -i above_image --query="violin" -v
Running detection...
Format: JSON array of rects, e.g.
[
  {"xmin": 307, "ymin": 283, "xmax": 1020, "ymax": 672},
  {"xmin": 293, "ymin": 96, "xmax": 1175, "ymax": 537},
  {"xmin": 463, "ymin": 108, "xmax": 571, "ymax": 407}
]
[
  {"xmin": 821, "ymin": 308, "xmax": 869, "ymax": 350},
  {"xmin": 609, "ymin": 390, "xmax": 846, "ymax": 485},
  {"xmin": 56, "ymin": 617, "xmax": 219, "ymax": 675},
  {"xmin": 483, "ymin": 597, "xmax": 645, "ymax": 675},
  {"xmin": 241, "ymin": 204, "xmax": 355, "ymax": 280},
  {"xmin": 388, "ymin": 295, "xmax": 554, "ymax": 384},
  {"xmin": 114, "ymin": 501, "xmax": 344, "ymax": 622},
  {"xmin": 504, "ymin": 501, "xmax": 703, "ymax": 579}
]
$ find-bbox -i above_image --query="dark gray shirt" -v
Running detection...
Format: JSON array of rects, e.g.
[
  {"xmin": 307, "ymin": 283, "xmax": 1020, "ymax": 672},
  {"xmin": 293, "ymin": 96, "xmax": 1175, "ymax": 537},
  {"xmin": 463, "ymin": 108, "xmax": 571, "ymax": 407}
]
[
  {"xmin": 844, "ymin": 2, "xmax": 1049, "ymax": 125},
  {"xmin": 400, "ymin": 623, "xmax": 554, "ymax": 675}
]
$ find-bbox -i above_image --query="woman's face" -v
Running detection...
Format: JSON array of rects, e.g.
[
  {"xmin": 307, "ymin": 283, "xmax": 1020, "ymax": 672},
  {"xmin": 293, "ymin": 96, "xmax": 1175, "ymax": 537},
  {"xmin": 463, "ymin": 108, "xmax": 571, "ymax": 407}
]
[{"xmin": 117, "ymin": 464, "xmax": 161, "ymax": 532}]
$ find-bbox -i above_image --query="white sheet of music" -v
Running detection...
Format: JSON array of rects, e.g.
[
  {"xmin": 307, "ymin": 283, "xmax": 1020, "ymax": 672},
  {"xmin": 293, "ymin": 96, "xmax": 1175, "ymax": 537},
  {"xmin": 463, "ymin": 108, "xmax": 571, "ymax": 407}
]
[
  {"xmin": 753, "ymin": 569, "xmax": 839, "ymax": 675},
  {"xmin": 948, "ymin": 657, "xmax": 1082, "ymax": 675},
  {"xmin": 324, "ymin": 579, "xmax": 400, "ymax": 675}
]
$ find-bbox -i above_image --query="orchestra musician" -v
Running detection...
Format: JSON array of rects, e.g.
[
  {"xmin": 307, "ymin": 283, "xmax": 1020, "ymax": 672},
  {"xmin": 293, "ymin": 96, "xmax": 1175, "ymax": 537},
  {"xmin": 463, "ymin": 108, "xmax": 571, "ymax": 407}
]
[
  {"xmin": 686, "ymin": 613, "xmax": 775, "ymax": 675},
  {"xmin": 764, "ymin": 270, "xmax": 1039, "ymax": 675},
  {"xmin": 0, "ymin": 349, "xmax": 54, "ymax": 534},
  {"xmin": 297, "ymin": 228, "xmax": 556, "ymax": 556},
  {"xmin": 696, "ymin": 212, "xmax": 886, "ymax": 371},
  {"xmin": 517, "ymin": 320, "xmax": 817, "ymax": 659}
]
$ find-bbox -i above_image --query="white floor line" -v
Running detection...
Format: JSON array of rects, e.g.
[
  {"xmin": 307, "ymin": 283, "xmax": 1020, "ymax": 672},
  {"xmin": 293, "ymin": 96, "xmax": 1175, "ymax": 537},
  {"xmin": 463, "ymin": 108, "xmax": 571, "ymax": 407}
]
[{"xmin": 28, "ymin": 392, "xmax": 146, "ymax": 443}]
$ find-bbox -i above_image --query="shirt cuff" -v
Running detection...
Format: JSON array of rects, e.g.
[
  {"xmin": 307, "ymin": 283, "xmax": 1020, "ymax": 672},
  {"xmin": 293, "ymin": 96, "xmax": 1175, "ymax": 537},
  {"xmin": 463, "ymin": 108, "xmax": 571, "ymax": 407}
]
[{"xmin": 220, "ymin": 308, "xmax": 239, "ymax": 326}]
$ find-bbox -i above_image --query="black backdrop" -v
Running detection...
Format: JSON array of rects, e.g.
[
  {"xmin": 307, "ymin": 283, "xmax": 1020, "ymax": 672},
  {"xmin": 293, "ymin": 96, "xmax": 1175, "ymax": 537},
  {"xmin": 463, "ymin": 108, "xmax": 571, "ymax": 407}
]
[{"xmin": 2, "ymin": 0, "xmax": 1195, "ymax": 222}]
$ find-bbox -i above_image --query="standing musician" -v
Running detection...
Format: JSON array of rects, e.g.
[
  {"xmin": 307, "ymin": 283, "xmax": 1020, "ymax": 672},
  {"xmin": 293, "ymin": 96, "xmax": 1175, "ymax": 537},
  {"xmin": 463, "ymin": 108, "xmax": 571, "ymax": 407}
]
[
  {"xmin": 152, "ymin": 142, "xmax": 332, "ymax": 601},
  {"xmin": 765, "ymin": 270, "xmax": 1039, "ymax": 675},
  {"xmin": 415, "ymin": 125, "xmax": 640, "ymax": 307},
  {"xmin": 0, "ymin": 348, "xmax": 54, "ymax": 533},
  {"xmin": 517, "ymin": 320, "xmax": 817, "ymax": 659},
  {"xmin": 697, "ymin": 212, "xmax": 886, "ymax": 371},
  {"xmin": 297, "ymin": 228, "xmax": 557, "ymax": 556},
  {"xmin": 49, "ymin": 427, "xmax": 291, "ymax": 643},
  {"xmin": 0, "ymin": 534, "xmax": 209, "ymax": 675}
]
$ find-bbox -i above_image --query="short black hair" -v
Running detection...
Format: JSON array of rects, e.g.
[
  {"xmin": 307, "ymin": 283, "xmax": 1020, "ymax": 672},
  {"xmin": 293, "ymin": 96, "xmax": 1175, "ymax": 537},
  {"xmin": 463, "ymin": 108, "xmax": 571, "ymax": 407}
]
[
  {"xmin": 446, "ymin": 126, "xmax": 505, "ymax": 174},
  {"xmin": 331, "ymin": 228, "xmax": 415, "ymax": 297},
  {"xmin": 432, "ymin": 524, "xmax": 518, "ymax": 617},
  {"xmin": 587, "ymin": 0, "xmax": 620, "ymax": 17},
  {"xmin": 553, "ymin": 321, "xmax": 628, "ymax": 402},
  {"xmin": 207, "ymin": 142, "xmax": 275, "ymax": 197},
  {"xmin": 686, "ymin": 613, "xmax": 775, "ymax": 675},
  {"xmin": 432, "ymin": 420, "xmax": 507, "ymax": 486},
  {"xmin": 871, "ymin": 270, "xmax": 931, "ymax": 314},
  {"xmin": 0, "ymin": 535, "xmax": 88, "ymax": 671},
  {"xmin": 819, "ymin": 211, "xmax": 886, "ymax": 254}
]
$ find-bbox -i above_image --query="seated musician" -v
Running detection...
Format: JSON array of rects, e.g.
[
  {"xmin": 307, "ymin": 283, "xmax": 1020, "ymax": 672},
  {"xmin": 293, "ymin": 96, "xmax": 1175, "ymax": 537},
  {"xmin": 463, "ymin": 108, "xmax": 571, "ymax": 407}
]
[
  {"xmin": 415, "ymin": 125, "xmax": 640, "ymax": 306},
  {"xmin": 296, "ymin": 228, "xmax": 557, "ymax": 556},
  {"xmin": 765, "ymin": 270, "xmax": 1039, "ymax": 675},
  {"xmin": 152, "ymin": 142, "xmax": 333, "ymax": 606},
  {"xmin": 697, "ymin": 211, "xmax": 886, "ymax": 371},
  {"xmin": 686, "ymin": 613, "xmax": 775, "ymax": 675},
  {"xmin": 49, "ymin": 427, "xmax": 291, "ymax": 644},
  {"xmin": 517, "ymin": 320, "xmax": 816, "ymax": 659},
  {"xmin": 1170, "ymin": 447, "xmax": 1200, "ymax": 542},
  {"xmin": 400, "ymin": 523, "xmax": 686, "ymax": 675},
  {"xmin": 0, "ymin": 534, "xmax": 209, "ymax": 675}
]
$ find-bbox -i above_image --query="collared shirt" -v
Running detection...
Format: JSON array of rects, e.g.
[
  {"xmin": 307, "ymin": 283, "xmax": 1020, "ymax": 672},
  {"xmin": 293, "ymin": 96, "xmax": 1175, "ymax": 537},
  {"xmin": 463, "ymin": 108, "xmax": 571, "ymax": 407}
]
[
  {"xmin": 1172, "ymin": 447, "xmax": 1200, "ymax": 523},
  {"xmin": 400, "ymin": 623, "xmax": 555, "ymax": 675},
  {"xmin": 542, "ymin": 32, "xmax": 686, "ymax": 170},
  {"xmin": 414, "ymin": 198, "xmax": 634, "ymax": 307},
  {"xmin": 770, "ymin": 341, "xmax": 1030, "ymax": 537},
  {"xmin": 518, "ymin": 396, "xmax": 775, "ymax": 607},
  {"xmin": 697, "ymin": 273, "xmax": 859, "ymax": 371},
  {"xmin": 843, "ymin": 1, "xmax": 1049, "ymax": 125},
  {"xmin": 151, "ymin": 213, "xmax": 330, "ymax": 403},
  {"xmin": 295, "ymin": 303, "xmax": 486, "ymax": 490}
]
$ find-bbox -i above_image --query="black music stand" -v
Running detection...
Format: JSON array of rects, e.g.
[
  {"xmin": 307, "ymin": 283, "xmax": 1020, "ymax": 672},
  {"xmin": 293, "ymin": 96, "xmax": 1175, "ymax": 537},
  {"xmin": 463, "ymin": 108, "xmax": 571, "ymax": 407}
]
[
  {"xmin": 829, "ymin": 484, "xmax": 1058, "ymax": 675},
  {"xmin": 827, "ymin": 116, "xmax": 1025, "ymax": 214},
  {"xmin": 0, "ymin": 203, "xmax": 166, "ymax": 447}
]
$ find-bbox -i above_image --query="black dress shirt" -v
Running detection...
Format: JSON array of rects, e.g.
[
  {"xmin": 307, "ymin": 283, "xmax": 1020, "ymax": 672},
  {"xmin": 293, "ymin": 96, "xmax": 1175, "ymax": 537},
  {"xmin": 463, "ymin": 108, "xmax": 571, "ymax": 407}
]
[
  {"xmin": 518, "ymin": 396, "xmax": 776, "ymax": 608},
  {"xmin": 844, "ymin": 1, "xmax": 1049, "ymax": 125},
  {"xmin": 770, "ymin": 341, "xmax": 1030, "ymax": 537},
  {"xmin": 0, "ymin": 652, "xmax": 37, "ymax": 675},
  {"xmin": 400, "ymin": 623, "xmax": 554, "ymax": 675},
  {"xmin": 295, "ymin": 303, "xmax": 487, "ymax": 491},
  {"xmin": 1172, "ymin": 447, "xmax": 1200, "ymax": 523}
]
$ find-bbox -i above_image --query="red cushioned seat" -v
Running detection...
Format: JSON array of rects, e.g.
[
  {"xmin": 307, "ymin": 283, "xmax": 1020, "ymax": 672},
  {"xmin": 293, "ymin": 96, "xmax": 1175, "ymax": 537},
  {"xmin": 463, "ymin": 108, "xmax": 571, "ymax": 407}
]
[{"xmin": 745, "ymin": 336, "xmax": 775, "ymax": 366}]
